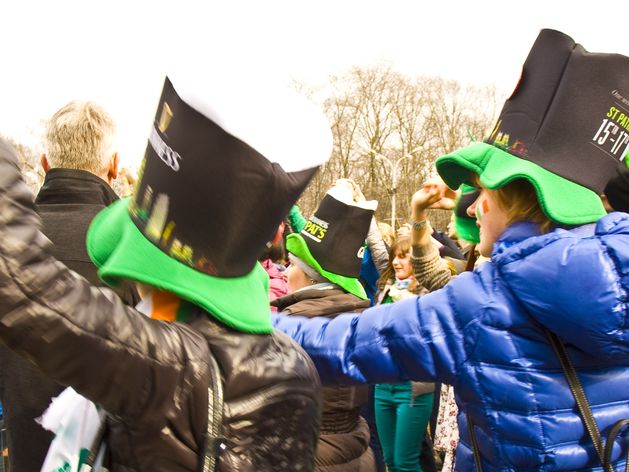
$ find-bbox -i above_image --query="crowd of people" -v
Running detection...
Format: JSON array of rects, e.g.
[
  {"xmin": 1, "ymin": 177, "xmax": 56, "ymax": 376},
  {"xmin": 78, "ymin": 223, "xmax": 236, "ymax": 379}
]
[{"xmin": 0, "ymin": 28, "xmax": 628, "ymax": 472}]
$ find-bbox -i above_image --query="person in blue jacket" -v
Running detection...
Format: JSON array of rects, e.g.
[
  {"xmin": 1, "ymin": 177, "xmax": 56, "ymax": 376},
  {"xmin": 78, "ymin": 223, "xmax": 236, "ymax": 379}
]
[{"xmin": 274, "ymin": 29, "xmax": 629, "ymax": 471}]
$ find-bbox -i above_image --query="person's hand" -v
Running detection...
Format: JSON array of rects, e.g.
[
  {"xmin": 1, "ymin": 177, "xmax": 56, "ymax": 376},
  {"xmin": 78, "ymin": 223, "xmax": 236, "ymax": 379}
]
[
  {"xmin": 422, "ymin": 177, "xmax": 457, "ymax": 210},
  {"xmin": 411, "ymin": 187, "xmax": 441, "ymax": 214},
  {"xmin": 396, "ymin": 223, "xmax": 411, "ymax": 240}
]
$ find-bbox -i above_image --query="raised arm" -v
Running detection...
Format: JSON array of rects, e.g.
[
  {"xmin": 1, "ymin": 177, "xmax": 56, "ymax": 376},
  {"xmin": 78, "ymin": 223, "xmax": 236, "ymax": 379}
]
[
  {"xmin": 0, "ymin": 139, "xmax": 206, "ymax": 423},
  {"xmin": 410, "ymin": 181, "xmax": 454, "ymax": 291}
]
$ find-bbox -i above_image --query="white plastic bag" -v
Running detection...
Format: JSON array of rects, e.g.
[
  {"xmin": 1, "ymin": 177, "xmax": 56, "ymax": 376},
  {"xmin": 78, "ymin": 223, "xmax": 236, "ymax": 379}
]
[{"xmin": 38, "ymin": 387, "xmax": 104, "ymax": 472}]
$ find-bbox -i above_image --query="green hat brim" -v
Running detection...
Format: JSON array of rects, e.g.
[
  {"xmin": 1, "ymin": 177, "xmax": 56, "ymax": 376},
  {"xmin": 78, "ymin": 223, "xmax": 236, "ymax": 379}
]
[
  {"xmin": 86, "ymin": 198, "xmax": 272, "ymax": 333},
  {"xmin": 286, "ymin": 233, "xmax": 367, "ymax": 300},
  {"xmin": 436, "ymin": 142, "xmax": 606, "ymax": 225}
]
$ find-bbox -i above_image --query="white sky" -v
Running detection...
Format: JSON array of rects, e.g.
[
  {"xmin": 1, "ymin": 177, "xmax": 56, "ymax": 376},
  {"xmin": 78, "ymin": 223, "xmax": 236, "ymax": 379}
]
[{"xmin": 1, "ymin": 0, "xmax": 626, "ymax": 170}]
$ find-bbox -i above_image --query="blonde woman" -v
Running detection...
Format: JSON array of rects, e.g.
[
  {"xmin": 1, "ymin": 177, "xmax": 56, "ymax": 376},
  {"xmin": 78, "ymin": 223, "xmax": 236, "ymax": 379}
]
[{"xmin": 274, "ymin": 30, "xmax": 629, "ymax": 470}]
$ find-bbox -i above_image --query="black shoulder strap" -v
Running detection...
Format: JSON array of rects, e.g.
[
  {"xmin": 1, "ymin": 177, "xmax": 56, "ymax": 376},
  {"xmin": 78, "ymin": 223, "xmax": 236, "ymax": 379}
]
[
  {"xmin": 78, "ymin": 410, "xmax": 108, "ymax": 472},
  {"xmin": 544, "ymin": 328, "xmax": 628, "ymax": 472},
  {"xmin": 545, "ymin": 329, "xmax": 606, "ymax": 463},
  {"xmin": 200, "ymin": 352, "xmax": 227, "ymax": 472},
  {"xmin": 466, "ymin": 413, "xmax": 484, "ymax": 471},
  {"xmin": 464, "ymin": 245, "xmax": 484, "ymax": 471}
]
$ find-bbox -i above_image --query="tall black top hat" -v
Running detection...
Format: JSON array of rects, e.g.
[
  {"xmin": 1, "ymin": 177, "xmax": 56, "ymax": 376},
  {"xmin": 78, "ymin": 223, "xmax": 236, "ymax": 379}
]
[
  {"xmin": 87, "ymin": 74, "xmax": 332, "ymax": 333},
  {"xmin": 437, "ymin": 29, "xmax": 629, "ymax": 225},
  {"xmin": 286, "ymin": 185, "xmax": 376, "ymax": 299}
]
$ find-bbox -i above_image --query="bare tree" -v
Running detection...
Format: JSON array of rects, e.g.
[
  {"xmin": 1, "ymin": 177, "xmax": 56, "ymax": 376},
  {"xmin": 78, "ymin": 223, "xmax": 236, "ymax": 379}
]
[{"xmin": 297, "ymin": 65, "xmax": 499, "ymax": 233}]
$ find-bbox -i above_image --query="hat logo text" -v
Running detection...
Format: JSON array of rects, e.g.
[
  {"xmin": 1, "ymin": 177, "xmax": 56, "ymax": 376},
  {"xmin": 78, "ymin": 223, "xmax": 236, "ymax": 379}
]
[
  {"xmin": 158, "ymin": 102, "xmax": 174, "ymax": 133},
  {"xmin": 592, "ymin": 105, "xmax": 629, "ymax": 162},
  {"xmin": 487, "ymin": 119, "xmax": 528, "ymax": 156},
  {"xmin": 149, "ymin": 126, "xmax": 182, "ymax": 171},
  {"xmin": 302, "ymin": 217, "xmax": 328, "ymax": 243}
]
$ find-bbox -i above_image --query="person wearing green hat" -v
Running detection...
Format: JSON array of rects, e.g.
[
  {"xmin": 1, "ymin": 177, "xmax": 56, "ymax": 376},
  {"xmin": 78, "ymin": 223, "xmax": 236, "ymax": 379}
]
[
  {"xmin": 274, "ymin": 29, "xmax": 629, "ymax": 471},
  {"xmin": 272, "ymin": 182, "xmax": 377, "ymax": 471},
  {"xmin": 0, "ymin": 69, "xmax": 334, "ymax": 471}
]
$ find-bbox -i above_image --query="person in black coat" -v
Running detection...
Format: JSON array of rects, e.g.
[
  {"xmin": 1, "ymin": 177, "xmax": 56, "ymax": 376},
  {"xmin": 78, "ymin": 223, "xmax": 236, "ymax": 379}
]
[{"xmin": 0, "ymin": 100, "xmax": 138, "ymax": 472}]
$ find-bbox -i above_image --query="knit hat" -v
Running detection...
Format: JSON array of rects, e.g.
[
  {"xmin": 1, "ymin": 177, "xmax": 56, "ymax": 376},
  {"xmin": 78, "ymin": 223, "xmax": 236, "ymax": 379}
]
[
  {"xmin": 436, "ymin": 29, "xmax": 629, "ymax": 225},
  {"xmin": 286, "ymin": 185, "xmax": 376, "ymax": 299},
  {"xmin": 87, "ymin": 74, "xmax": 332, "ymax": 333}
]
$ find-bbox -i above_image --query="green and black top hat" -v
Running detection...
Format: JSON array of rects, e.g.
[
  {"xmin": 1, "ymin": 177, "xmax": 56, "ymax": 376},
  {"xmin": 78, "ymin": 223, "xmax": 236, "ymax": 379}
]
[
  {"xmin": 286, "ymin": 186, "xmax": 376, "ymax": 299},
  {"xmin": 437, "ymin": 29, "xmax": 629, "ymax": 225},
  {"xmin": 86, "ymin": 74, "xmax": 332, "ymax": 333}
]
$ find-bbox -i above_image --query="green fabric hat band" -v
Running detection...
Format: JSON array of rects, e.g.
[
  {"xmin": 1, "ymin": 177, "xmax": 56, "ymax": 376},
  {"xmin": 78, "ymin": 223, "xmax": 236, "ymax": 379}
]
[
  {"xmin": 436, "ymin": 142, "xmax": 606, "ymax": 226},
  {"xmin": 286, "ymin": 233, "xmax": 367, "ymax": 300}
]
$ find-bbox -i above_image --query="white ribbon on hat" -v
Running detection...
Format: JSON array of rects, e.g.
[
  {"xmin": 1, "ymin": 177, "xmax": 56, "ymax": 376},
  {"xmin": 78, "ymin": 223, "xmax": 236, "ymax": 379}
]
[{"xmin": 326, "ymin": 184, "xmax": 378, "ymax": 211}]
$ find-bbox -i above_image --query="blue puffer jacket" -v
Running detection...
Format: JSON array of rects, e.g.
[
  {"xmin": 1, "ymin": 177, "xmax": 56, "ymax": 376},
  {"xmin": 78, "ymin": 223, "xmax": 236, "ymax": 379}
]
[{"xmin": 274, "ymin": 214, "xmax": 629, "ymax": 471}]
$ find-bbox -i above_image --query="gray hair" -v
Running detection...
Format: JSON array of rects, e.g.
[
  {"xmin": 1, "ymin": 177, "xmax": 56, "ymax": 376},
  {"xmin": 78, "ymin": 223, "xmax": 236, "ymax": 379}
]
[
  {"xmin": 288, "ymin": 253, "xmax": 327, "ymax": 284},
  {"xmin": 45, "ymin": 100, "xmax": 116, "ymax": 175}
]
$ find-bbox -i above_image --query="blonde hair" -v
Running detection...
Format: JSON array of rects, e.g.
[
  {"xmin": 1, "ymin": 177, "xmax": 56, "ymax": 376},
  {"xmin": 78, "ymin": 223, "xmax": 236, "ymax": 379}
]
[
  {"xmin": 45, "ymin": 101, "xmax": 116, "ymax": 176},
  {"xmin": 473, "ymin": 175, "xmax": 555, "ymax": 234}
]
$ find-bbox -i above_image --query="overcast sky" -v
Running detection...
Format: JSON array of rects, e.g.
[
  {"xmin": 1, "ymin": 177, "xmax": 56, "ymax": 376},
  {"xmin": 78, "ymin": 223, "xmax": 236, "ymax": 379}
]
[{"xmin": 2, "ymin": 0, "xmax": 626, "ymax": 169}]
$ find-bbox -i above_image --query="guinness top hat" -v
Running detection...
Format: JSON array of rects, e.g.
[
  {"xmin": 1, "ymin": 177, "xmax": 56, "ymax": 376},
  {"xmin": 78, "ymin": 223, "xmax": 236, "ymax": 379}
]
[
  {"xmin": 286, "ymin": 185, "xmax": 376, "ymax": 299},
  {"xmin": 436, "ymin": 29, "xmax": 629, "ymax": 225},
  {"xmin": 86, "ymin": 73, "xmax": 332, "ymax": 333}
]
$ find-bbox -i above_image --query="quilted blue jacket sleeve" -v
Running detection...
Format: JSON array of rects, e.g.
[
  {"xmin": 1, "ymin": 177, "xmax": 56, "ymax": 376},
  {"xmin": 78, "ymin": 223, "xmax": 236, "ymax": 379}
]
[{"xmin": 273, "ymin": 269, "xmax": 488, "ymax": 387}]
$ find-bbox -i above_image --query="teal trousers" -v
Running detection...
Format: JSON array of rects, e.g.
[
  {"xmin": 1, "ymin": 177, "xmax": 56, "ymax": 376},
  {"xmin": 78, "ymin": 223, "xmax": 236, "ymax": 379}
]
[{"xmin": 374, "ymin": 383, "xmax": 434, "ymax": 472}]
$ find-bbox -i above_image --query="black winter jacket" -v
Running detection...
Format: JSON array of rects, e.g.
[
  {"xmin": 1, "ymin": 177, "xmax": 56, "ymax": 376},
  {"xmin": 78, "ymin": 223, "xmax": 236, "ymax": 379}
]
[
  {"xmin": 0, "ymin": 168, "xmax": 139, "ymax": 472},
  {"xmin": 0, "ymin": 139, "xmax": 322, "ymax": 471},
  {"xmin": 273, "ymin": 284, "xmax": 375, "ymax": 471}
]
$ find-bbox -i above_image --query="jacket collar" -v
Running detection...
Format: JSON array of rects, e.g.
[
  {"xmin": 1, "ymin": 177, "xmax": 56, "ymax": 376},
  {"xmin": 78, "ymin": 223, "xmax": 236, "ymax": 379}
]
[
  {"xmin": 492, "ymin": 221, "xmax": 542, "ymax": 256},
  {"xmin": 35, "ymin": 168, "xmax": 119, "ymax": 206},
  {"xmin": 492, "ymin": 219, "xmax": 601, "ymax": 264}
]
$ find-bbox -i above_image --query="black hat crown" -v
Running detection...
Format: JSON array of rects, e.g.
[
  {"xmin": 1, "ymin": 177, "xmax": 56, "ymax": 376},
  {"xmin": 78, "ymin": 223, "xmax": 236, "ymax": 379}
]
[
  {"xmin": 130, "ymin": 76, "xmax": 332, "ymax": 278},
  {"xmin": 486, "ymin": 29, "xmax": 629, "ymax": 194},
  {"xmin": 301, "ymin": 187, "xmax": 376, "ymax": 277}
]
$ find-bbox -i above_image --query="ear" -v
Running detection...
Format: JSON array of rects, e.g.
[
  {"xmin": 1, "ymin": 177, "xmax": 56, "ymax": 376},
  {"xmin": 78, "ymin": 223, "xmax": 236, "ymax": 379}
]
[
  {"xmin": 107, "ymin": 152, "xmax": 119, "ymax": 183},
  {"xmin": 40, "ymin": 154, "xmax": 50, "ymax": 173}
]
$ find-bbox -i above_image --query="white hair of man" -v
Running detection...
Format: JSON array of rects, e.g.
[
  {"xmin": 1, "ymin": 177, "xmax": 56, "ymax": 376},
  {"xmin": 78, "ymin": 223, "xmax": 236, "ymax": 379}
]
[{"xmin": 45, "ymin": 100, "xmax": 117, "ymax": 176}]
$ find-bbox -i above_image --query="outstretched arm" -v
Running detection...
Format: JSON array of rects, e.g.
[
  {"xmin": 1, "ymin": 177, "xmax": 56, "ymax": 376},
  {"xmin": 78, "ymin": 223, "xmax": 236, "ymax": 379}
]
[{"xmin": 273, "ymin": 275, "xmax": 477, "ymax": 388}]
